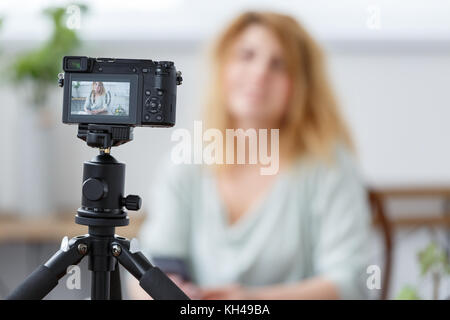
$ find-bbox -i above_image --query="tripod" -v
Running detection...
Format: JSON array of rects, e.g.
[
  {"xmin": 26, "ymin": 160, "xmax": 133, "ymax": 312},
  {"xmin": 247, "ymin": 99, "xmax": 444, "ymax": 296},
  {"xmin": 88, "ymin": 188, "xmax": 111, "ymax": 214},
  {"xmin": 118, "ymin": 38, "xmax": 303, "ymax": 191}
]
[{"xmin": 6, "ymin": 124, "xmax": 190, "ymax": 300}]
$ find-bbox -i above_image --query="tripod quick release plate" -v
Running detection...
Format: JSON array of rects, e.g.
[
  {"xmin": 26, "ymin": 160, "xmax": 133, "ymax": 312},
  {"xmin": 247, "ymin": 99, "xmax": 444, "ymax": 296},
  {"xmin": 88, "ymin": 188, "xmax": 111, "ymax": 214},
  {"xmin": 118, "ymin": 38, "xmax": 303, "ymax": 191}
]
[{"xmin": 77, "ymin": 124, "xmax": 134, "ymax": 149}]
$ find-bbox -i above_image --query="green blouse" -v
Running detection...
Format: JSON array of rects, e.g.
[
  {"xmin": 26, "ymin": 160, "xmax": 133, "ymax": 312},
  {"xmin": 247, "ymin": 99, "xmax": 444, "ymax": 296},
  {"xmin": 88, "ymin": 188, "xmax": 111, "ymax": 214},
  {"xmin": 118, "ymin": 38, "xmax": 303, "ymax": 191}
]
[{"xmin": 138, "ymin": 145, "xmax": 372, "ymax": 299}]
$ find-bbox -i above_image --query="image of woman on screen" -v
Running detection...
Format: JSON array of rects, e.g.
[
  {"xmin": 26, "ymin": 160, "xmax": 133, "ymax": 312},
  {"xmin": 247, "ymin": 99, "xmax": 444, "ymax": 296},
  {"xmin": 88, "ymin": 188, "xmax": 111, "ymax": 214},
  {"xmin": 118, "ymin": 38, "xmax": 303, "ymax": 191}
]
[{"xmin": 83, "ymin": 81, "xmax": 109, "ymax": 115}]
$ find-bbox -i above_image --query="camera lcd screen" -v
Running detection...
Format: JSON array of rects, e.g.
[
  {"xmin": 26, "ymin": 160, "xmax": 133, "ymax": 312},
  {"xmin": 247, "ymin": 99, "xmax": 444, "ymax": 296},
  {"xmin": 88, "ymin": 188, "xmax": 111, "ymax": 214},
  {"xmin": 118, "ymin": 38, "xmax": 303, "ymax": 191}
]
[{"xmin": 70, "ymin": 80, "xmax": 130, "ymax": 117}]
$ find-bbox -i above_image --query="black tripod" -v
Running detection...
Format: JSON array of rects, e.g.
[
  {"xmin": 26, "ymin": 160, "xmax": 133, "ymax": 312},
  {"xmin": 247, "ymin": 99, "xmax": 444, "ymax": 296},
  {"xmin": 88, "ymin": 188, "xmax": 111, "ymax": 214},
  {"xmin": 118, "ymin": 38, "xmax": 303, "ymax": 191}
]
[{"xmin": 6, "ymin": 124, "xmax": 190, "ymax": 300}]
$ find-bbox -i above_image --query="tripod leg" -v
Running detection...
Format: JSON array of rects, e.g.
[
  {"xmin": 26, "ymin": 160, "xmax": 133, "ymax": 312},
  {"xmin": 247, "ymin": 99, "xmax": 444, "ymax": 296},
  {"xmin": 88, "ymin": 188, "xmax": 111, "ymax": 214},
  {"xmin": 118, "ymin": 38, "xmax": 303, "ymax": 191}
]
[
  {"xmin": 111, "ymin": 241, "xmax": 189, "ymax": 300},
  {"xmin": 110, "ymin": 260, "xmax": 122, "ymax": 300},
  {"xmin": 92, "ymin": 271, "xmax": 110, "ymax": 300},
  {"xmin": 6, "ymin": 236, "xmax": 88, "ymax": 300}
]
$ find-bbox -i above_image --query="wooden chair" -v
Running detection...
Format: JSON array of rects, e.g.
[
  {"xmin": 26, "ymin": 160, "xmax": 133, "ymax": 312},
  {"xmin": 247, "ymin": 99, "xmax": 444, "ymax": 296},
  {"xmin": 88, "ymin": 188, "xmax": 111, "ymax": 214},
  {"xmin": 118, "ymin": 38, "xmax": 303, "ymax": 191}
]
[
  {"xmin": 368, "ymin": 189, "xmax": 393, "ymax": 300},
  {"xmin": 368, "ymin": 187, "xmax": 450, "ymax": 299}
]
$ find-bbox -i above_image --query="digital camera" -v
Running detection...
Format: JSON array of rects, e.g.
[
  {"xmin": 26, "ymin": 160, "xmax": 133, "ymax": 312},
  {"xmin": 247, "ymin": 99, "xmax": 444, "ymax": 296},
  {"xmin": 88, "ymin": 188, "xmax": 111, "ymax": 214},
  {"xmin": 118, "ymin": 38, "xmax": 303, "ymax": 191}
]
[{"xmin": 61, "ymin": 56, "xmax": 182, "ymax": 127}]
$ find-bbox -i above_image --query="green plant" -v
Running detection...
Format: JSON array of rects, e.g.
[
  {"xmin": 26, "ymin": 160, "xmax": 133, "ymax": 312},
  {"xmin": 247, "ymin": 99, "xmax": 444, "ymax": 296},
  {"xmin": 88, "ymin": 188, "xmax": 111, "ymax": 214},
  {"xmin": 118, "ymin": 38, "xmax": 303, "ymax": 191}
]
[
  {"xmin": 396, "ymin": 285, "xmax": 421, "ymax": 300},
  {"xmin": 396, "ymin": 241, "xmax": 450, "ymax": 300},
  {"xmin": 10, "ymin": 4, "xmax": 87, "ymax": 108}
]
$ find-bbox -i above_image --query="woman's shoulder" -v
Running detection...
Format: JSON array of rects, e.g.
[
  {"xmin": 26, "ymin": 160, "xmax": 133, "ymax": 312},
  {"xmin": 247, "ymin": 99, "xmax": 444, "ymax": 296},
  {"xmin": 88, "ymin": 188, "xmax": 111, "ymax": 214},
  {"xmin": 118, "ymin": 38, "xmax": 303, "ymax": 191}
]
[
  {"xmin": 287, "ymin": 143, "xmax": 369, "ymax": 223},
  {"xmin": 288, "ymin": 142, "xmax": 363, "ymax": 188}
]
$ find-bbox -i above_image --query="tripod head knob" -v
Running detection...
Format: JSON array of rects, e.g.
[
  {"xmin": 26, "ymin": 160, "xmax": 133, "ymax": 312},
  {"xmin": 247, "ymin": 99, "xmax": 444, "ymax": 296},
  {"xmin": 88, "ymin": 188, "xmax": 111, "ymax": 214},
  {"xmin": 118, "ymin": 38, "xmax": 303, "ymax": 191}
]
[
  {"xmin": 82, "ymin": 178, "xmax": 107, "ymax": 201},
  {"xmin": 122, "ymin": 195, "xmax": 142, "ymax": 211}
]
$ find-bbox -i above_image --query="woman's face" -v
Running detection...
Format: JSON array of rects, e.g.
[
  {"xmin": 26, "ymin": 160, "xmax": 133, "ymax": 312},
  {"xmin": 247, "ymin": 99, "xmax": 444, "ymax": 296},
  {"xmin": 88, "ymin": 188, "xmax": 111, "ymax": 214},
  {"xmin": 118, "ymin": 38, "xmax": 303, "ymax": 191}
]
[
  {"xmin": 94, "ymin": 82, "xmax": 102, "ymax": 93},
  {"xmin": 223, "ymin": 24, "xmax": 292, "ymax": 127}
]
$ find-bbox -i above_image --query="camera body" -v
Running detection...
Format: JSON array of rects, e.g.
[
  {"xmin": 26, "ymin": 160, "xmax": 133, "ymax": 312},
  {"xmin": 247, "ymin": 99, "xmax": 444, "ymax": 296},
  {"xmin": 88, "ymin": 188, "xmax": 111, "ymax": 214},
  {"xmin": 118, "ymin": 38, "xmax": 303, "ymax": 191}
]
[{"xmin": 62, "ymin": 56, "xmax": 182, "ymax": 127}]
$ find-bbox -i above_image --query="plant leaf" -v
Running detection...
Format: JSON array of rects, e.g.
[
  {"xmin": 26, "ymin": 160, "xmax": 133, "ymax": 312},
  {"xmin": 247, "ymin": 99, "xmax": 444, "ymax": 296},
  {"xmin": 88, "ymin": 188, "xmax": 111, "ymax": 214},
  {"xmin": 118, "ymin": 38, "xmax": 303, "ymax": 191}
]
[{"xmin": 396, "ymin": 285, "xmax": 421, "ymax": 300}]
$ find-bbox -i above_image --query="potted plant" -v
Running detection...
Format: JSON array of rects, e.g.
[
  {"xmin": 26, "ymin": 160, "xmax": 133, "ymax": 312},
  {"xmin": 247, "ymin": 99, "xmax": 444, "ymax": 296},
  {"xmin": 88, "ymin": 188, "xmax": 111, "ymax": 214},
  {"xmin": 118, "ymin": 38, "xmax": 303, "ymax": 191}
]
[
  {"xmin": 10, "ymin": 5, "xmax": 87, "ymax": 111},
  {"xmin": 396, "ymin": 241, "xmax": 450, "ymax": 300}
]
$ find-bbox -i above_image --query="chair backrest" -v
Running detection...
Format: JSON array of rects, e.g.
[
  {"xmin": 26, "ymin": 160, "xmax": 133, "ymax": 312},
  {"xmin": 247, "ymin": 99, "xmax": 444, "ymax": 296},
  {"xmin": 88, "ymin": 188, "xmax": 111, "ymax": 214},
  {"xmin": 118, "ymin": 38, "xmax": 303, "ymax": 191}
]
[{"xmin": 367, "ymin": 189, "xmax": 393, "ymax": 300}]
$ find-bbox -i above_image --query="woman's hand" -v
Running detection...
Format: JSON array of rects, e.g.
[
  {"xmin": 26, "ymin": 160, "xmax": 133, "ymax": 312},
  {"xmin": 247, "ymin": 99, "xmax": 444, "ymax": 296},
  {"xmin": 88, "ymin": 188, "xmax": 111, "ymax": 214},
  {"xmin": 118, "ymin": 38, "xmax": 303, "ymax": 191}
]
[
  {"xmin": 94, "ymin": 108, "xmax": 107, "ymax": 115},
  {"xmin": 84, "ymin": 108, "xmax": 97, "ymax": 115},
  {"xmin": 167, "ymin": 273, "xmax": 203, "ymax": 299},
  {"xmin": 127, "ymin": 272, "xmax": 202, "ymax": 300},
  {"xmin": 167, "ymin": 277, "xmax": 254, "ymax": 300},
  {"xmin": 200, "ymin": 284, "xmax": 254, "ymax": 300},
  {"xmin": 202, "ymin": 278, "xmax": 340, "ymax": 300}
]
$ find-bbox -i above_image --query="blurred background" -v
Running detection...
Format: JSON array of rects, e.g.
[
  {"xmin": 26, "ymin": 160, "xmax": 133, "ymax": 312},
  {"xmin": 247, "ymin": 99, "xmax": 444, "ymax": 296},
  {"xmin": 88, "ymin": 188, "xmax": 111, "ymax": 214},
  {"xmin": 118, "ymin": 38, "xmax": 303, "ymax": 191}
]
[{"xmin": 0, "ymin": 0, "xmax": 449, "ymax": 299}]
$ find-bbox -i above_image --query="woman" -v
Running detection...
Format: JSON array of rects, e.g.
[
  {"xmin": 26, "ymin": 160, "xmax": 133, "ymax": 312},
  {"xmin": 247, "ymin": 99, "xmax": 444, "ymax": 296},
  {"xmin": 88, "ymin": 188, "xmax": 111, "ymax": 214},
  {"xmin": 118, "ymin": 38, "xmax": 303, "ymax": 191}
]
[
  {"xmin": 130, "ymin": 11, "xmax": 371, "ymax": 299},
  {"xmin": 83, "ymin": 81, "xmax": 108, "ymax": 115}
]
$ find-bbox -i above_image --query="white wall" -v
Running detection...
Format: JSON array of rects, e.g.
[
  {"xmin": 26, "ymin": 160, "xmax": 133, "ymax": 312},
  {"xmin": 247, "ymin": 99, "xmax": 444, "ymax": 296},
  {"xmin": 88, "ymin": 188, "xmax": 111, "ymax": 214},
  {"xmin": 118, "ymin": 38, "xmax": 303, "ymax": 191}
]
[{"xmin": 328, "ymin": 50, "xmax": 450, "ymax": 186}]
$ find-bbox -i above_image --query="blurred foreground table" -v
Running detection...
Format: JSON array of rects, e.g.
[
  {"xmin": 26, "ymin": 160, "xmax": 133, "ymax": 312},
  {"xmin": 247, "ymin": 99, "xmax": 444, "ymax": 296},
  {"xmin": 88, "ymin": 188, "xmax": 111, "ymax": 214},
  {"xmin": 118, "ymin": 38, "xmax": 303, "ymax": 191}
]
[{"xmin": 0, "ymin": 211, "xmax": 146, "ymax": 243}]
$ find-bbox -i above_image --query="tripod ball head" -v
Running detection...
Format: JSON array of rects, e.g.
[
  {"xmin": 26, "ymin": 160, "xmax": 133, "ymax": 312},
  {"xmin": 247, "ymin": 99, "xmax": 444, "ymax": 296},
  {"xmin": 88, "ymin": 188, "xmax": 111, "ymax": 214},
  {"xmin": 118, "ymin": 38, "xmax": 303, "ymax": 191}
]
[{"xmin": 76, "ymin": 150, "xmax": 141, "ymax": 228}]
